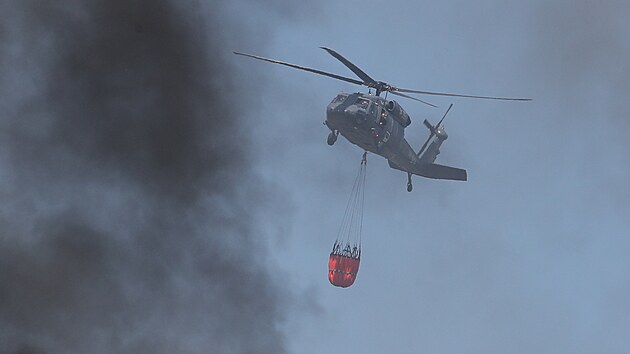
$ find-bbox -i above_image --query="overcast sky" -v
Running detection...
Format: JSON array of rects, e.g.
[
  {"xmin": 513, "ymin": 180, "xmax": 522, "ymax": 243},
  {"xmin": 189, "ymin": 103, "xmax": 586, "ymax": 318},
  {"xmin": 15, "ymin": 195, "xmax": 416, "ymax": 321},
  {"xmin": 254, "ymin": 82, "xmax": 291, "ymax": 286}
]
[
  {"xmin": 241, "ymin": 1, "xmax": 630, "ymax": 353},
  {"xmin": 2, "ymin": 1, "xmax": 629, "ymax": 353}
]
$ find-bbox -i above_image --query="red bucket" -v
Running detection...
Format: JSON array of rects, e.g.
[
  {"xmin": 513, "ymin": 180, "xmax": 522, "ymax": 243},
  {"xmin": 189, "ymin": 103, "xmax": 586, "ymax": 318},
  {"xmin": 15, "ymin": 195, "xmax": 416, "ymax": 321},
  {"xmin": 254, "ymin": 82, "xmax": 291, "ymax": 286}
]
[{"xmin": 328, "ymin": 253, "xmax": 360, "ymax": 288}]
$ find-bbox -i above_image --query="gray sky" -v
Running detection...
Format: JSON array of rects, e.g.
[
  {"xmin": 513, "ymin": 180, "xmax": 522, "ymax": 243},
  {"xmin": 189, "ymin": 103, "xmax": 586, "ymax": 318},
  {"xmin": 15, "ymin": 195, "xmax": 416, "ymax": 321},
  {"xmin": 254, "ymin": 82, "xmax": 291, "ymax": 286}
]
[
  {"xmin": 1, "ymin": 1, "xmax": 629, "ymax": 353},
  {"xmin": 238, "ymin": 1, "xmax": 630, "ymax": 353}
]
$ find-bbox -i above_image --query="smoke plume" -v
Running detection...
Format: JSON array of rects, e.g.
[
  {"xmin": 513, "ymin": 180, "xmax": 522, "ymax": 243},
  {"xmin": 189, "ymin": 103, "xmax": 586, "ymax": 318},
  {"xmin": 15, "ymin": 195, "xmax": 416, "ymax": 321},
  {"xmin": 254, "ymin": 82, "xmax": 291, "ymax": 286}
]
[{"xmin": 0, "ymin": 1, "xmax": 287, "ymax": 353}]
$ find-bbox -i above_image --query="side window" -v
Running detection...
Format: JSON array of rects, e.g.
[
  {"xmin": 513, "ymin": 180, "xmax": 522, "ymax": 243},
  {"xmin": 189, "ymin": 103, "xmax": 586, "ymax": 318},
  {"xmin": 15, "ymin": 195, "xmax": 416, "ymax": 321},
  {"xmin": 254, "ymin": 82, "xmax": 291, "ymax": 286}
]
[{"xmin": 379, "ymin": 106, "xmax": 388, "ymax": 125}]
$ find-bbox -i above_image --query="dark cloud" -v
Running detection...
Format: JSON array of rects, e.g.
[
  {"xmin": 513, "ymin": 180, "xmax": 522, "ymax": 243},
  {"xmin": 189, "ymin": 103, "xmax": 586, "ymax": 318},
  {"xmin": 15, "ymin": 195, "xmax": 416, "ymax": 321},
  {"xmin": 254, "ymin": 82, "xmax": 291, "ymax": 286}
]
[{"xmin": 0, "ymin": 1, "xmax": 289, "ymax": 353}]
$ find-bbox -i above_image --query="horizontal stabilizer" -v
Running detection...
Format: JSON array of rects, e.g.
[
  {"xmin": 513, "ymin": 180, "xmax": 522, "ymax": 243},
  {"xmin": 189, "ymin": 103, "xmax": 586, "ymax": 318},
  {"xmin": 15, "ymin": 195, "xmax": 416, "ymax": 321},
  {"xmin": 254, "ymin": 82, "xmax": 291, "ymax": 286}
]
[
  {"xmin": 417, "ymin": 163, "xmax": 467, "ymax": 181},
  {"xmin": 388, "ymin": 160, "xmax": 467, "ymax": 181}
]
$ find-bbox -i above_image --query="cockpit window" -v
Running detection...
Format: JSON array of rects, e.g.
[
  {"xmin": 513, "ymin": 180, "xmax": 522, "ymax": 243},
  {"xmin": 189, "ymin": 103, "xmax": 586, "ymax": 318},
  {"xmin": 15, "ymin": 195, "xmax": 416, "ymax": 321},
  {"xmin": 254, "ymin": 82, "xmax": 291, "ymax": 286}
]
[
  {"xmin": 333, "ymin": 94, "xmax": 348, "ymax": 104},
  {"xmin": 356, "ymin": 97, "xmax": 370, "ymax": 107}
]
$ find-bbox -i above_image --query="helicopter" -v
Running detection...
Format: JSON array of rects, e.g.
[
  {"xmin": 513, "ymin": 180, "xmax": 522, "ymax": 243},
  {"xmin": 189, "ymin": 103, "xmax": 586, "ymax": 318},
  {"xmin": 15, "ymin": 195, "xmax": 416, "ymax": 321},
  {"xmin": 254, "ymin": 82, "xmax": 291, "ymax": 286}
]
[{"xmin": 234, "ymin": 47, "xmax": 530, "ymax": 192}]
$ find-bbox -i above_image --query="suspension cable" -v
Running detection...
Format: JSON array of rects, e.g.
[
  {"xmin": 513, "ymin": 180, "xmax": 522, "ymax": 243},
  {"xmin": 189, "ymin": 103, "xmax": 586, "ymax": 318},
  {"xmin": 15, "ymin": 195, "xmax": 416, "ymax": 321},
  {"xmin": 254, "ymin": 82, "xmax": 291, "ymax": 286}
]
[{"xmin": 334, "ymin": 152, "xmax": 367, "ymax": 258}]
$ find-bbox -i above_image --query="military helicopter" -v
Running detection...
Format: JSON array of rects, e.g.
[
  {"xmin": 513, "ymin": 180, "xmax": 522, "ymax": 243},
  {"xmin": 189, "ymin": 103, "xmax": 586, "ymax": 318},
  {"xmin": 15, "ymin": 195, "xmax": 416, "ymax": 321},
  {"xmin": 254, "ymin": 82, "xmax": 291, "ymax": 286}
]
[{"xmin": 234, "ymin": 48, "xmax": 530, "ymax": 192}]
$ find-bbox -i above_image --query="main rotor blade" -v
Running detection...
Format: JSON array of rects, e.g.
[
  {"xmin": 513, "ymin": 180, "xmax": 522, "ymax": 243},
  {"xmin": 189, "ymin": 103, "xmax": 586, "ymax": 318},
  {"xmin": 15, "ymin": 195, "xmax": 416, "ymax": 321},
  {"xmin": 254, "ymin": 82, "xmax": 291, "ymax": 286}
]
[
  {"xmin": 234, "ymin": 51, "xmax": 365, "ymax": 86},
  {"xmin": 390, "ymin": 91, "xmax": 438, "ymax": 108},
  {"xmin": 393, "ymin": 87, "xmax": 532, "ymax": 101},
  {"xmin": 436, "ymin": 104, "xmax": 453, "ymax": 127},
  {"xmin": 320, "ymin": 47, "xmax": 377, "ymax": 85}
]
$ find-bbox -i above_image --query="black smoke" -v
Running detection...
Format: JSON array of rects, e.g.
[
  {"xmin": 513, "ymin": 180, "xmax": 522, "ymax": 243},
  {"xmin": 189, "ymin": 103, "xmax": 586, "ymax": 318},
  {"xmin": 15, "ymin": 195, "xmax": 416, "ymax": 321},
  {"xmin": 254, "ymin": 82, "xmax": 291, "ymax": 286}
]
[{"xmin": 0, "ymin": 1, "xmax": 288, "ymax": 353}]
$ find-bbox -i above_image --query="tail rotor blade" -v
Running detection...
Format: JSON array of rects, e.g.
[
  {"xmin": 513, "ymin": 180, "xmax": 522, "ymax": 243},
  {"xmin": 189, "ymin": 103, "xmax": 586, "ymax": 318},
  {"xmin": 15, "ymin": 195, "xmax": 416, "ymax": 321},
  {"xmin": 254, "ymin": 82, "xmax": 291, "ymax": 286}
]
[
  {"xmin": 418, "ymin": 119, "xmax": 436, "ymax": 157},
  {"xmin": 436, "ymin": 104, "xmax": 453, "ymax": 127},
  {"xmin": 423, "ymin": 119, "xmax": 435, "ymax": 133},
  {"xmin": 417, "ymin": 133, "xmax": 434, "ymax": 157}
]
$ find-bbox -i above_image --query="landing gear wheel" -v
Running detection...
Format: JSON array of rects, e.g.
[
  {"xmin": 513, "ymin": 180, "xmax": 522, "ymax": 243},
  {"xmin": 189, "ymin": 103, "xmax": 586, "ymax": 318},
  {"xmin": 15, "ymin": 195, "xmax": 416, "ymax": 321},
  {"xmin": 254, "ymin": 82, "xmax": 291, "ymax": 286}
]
[
  {"xmin": 327, "ymin": 131, "xmax": 338, "ymax": 146},
  {"xmin": 407, "ymin": 173, "xmax": 413, "ymax": 192}
]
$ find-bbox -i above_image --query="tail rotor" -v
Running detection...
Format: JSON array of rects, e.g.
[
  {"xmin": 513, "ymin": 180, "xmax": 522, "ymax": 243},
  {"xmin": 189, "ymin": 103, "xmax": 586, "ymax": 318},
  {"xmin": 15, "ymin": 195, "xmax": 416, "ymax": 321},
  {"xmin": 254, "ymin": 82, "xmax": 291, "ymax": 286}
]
[{"xmin": 417, "ymin": 104, "xmax": 453, "ymax": 157}]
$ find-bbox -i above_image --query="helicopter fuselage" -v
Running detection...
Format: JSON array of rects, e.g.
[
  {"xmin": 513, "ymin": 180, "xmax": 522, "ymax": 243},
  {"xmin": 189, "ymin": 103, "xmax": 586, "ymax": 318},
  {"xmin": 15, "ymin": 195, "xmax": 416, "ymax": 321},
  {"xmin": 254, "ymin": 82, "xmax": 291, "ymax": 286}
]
[{"xmin": 325, "ymin": 92, "xmax": 421, "ymax": 171}]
